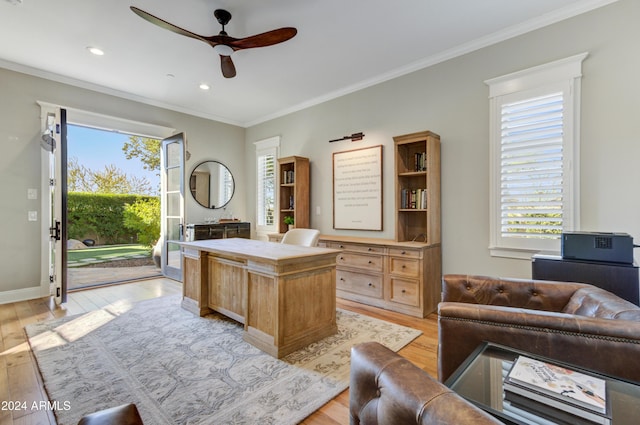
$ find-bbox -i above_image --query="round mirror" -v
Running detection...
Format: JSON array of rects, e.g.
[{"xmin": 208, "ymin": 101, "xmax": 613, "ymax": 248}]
[{"xmin": 189, "ymin": 160, "xmax": 235, "ymax": 209}]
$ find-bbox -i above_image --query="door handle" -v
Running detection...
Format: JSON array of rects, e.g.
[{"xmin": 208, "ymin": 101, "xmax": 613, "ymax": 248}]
[{"xmin": 49, "ymin": 220, "xmax": 61, "ymax": 241}]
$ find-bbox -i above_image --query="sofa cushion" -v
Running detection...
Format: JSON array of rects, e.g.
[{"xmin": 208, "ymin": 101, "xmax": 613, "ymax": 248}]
[{"xmin": 563, "ymin": 287, "xmax": 640, "ymax": 319}]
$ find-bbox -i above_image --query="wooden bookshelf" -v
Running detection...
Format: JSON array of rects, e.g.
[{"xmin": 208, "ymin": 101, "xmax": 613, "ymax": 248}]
[
  {"xmin": 393, "ymin": 131, "xmax": 441, "ymax": 244},
  {"xmin": 277, "ymin": 156, "xmax": 310, "ymax": 233}
]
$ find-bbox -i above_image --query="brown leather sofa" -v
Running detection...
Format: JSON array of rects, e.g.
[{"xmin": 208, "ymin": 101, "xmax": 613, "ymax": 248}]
[
  {"xmin": 350, "ymin": 341, "xmax": 504, "ymax": 425},
  {"xmin": 438, "ymin": 274, "xmax": 640, "ymax": 384},
  {"xmin": 77, "ymin": 403, "xmax": 144, "ymax": 425}
]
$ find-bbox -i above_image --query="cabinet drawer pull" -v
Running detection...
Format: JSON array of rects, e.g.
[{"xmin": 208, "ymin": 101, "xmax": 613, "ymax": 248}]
[
  {"xmin": 339, "ymin": 256, "xmax": 344, "ymax": 260},
  {"xmin": 401, "ymin": 251, "xmax": 406, "ymax": 255},
  {"xmin": 368, "ymin": 282, "xmax": 373, "ymax": 287},
  {"xmin": 402, "ymin": 265, "xmax": 406, "ymax": 268},
  {"xmin": 368, "ymin": 247, "xmax": 373, "ymax": 251},
  {"xmin": 401, "ymin": 289, "xmax": 406, "ymax": 293},
  {"xmin": 339, "ymin": 245, "xmax": 344, "ymax": 249},
  {"xmin": 368, "ymin": 260, "xmax": 373, "ymax": 264},
  {"xmin": 340, "ymin": 277, "xmax": 345, "ymax": 281}
]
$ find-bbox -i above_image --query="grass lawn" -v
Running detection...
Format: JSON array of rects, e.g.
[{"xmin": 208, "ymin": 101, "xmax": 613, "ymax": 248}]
[{"xmin": 67, "ymin": 244, "xmax": 151, "ymax": 262}]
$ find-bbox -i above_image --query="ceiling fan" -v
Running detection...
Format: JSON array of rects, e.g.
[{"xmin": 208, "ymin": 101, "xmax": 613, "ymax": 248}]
[{"xmin": 130, "ymin": 6, "xmax": 297, "ymax": 78}]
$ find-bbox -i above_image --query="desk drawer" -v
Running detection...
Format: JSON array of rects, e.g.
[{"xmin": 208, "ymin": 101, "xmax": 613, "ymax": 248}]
[
  {"xmin": 389, "ymin": 278, "xmax": 420, "ymax": 307},
  {"xmin": 389, "ymin": 257, "xmax": 420, "ymax": 277},
  {"xmin": 327, "ymin": 242, "xmax": 385, "ymax": 255},
  {"xmin": 337, "ymin": 270, "xmax": 383, "ymax": 299},
  {"xmin": 337, "ymin": 252, "xmax": 384, "ymax": 272},
  {"xmin": 388, "ymin": 247, "xmax": 422, "ymax": 259}
]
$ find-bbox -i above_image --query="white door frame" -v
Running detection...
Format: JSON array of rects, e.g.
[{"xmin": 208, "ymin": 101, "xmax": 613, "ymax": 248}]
[{"xmin": 37, "ymin": 102, "xmax": 175, "ymax": 300}]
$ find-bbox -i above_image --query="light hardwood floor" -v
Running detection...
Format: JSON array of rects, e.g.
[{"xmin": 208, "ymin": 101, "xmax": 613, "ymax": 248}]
[{"xmin": 0, "ymin": 278, "xmax": 438, "ymax": 425}]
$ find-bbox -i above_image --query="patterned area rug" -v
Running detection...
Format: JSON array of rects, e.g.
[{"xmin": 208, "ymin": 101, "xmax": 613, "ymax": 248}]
[{"xmin": 26, "ymin": 295, "xmax": 421, "ymax": 425}]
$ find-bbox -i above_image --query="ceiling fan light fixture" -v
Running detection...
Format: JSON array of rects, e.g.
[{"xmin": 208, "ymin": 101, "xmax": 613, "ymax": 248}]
[{"xmin": 212, "ymin": 44, "xmax": 234, "ymax": 56}]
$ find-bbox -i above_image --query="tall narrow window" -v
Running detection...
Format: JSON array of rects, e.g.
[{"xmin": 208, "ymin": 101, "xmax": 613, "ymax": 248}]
[
  {"xmin": 487, "ymin": 53, "xmax": 586, "ymax": 258},
  {"xmin": 254, "ymin": 137, "xmax": 280, "ymax": 238}
]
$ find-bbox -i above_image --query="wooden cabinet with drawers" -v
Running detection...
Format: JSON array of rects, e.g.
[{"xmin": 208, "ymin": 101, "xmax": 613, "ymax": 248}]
[{"xmin": 322, "ymin": 236, "xmax": 441, "ymax": 317}]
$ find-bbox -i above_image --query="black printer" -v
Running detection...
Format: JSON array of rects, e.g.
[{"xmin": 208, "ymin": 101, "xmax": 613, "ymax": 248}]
[{"xmin": 561, "ymin": 231, "xmax": 635, "ymax": 264}]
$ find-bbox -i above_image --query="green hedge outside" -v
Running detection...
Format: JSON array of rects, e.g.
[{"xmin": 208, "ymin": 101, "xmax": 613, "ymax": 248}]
[{"xmin": 68, "ymin": 192, "xmax": 159, "ymax": 245}]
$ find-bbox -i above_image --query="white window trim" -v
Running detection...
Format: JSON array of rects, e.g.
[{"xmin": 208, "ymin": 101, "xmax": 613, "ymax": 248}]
[
  {"xmin": 486, "ymin": 53, "xmax": 587, "ymax": 259},
  {"xmin": 254, "ymin": 136, "xmax": 280, "ymax": 240}
]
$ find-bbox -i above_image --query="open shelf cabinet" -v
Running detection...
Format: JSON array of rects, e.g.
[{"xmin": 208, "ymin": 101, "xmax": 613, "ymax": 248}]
[
  {"xmin": 393, "ymin": 131, "xmax": 441, "ymax": 244},
  {"xmin": 277, "ymin": 156, "xmax": 310, "ymax": 233}
]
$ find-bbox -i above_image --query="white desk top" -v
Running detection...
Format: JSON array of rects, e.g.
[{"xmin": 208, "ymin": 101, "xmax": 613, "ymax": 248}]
[{"xmin": 180, "ymin": 238, "xmax": 341, "ymax": 263}]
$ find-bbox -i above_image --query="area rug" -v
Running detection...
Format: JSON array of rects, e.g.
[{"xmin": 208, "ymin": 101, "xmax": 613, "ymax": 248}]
[{"xmin": 26, "ymin": 295, "xmax": 421, "ymax": 425}]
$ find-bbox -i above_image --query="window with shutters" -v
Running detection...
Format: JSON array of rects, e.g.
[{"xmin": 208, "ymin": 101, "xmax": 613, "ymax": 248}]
[
  {"xmin": 486, "ymin": 53, "xmax": 587, "ymax": 258},
  {"xmin": 254, "ymin": 137, "xmax": 280, "ymax": 236}
]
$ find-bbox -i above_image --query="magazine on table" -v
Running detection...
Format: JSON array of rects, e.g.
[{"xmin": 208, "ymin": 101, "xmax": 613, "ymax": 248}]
[
  {"xmin": 503, "ymin": 355, "xmax": 610, "ymax": 423},
  {"xmin": 504, "ymin": 388, "xmax": 611, "ymax": 425}
]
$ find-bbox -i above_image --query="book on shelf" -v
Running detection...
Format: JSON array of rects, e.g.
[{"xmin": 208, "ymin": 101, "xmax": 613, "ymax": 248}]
[
  {"xmin": 503, "ymin": 355, "xmax": 610, "ymax": 423},
  {"xmin": 282, "ymin": 170, "xmax": 295, "ymax": 184},
  {"xmin": 400, "ymin": 188, "xmax": 427, "ymax": 209},
  {"xmin": 413, "ymin": 152, "xmax": 427, "ymax": 172}
]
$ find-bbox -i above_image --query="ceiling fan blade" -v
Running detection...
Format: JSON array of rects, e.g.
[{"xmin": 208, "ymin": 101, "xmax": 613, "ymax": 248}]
[
  {"xmin": 229, "ymin": 27, "xmax": 297, "ymax": 50},
  {"xmin": 130, "ymin": 6, "xmax": 207, "ymax": 43},
  {"xmin": 220, "ymin": 55, "xmax": 236, "ymax": 78}
]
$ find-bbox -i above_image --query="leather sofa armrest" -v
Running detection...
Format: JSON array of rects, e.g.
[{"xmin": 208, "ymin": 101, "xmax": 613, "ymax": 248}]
[
  {"xmin": 77, "ymin": 404, "xmax": 143, "ymax": 425},
  {"xmin": 438, "ymin": 302, "xmax": 640, "ymax": 384},
  {"xmin": 350, "ymin": 342, "xmax": 503, "ymax": 425},
  {"xmin": 442, "ymin": 274, "xmax": 587, "ymax": 311}
]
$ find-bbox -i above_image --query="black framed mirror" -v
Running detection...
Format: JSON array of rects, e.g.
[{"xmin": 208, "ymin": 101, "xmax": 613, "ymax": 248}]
[{"xmin": 189, "ymin": 160, "xmax": 235, "ymax": 209}]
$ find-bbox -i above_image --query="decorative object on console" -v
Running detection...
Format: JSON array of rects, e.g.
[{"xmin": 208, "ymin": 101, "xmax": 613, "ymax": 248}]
[{"xmin": 130, "ymin": 7, "xmax": 296, "ymax": 78}]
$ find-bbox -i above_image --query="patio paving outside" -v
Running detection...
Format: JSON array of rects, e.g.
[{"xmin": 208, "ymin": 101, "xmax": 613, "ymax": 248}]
[{"xmin": 67, "ymin": 257, "xmax": 162, "ymax": 291}]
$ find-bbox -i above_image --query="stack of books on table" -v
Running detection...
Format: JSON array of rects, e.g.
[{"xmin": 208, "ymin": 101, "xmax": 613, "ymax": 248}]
[{"xmin": 503, "ymin": 355, "xmax": 611, "ymax": 425}]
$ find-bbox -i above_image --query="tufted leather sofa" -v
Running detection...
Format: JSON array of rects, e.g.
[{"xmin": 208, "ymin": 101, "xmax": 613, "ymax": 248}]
[
  {"xmin": 350, "ymin": 341, "xmax": 504, "ymax": 425},
  {"xmin": 438, "ymin": 274, "xmax": 640, "ymax": 384}
]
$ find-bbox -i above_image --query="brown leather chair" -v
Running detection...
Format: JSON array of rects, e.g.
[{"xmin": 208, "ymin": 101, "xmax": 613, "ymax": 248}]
[
  {"xmin": 350, "ymin": 341, "xmax": 504, "ymax": 425},
  {"xmin": 77, "ymin": 403, "xmax": 144, "ymax": 425},
  {"xmin": 438, "ymin": 274, "xmax": 640, "ymax": 384}
]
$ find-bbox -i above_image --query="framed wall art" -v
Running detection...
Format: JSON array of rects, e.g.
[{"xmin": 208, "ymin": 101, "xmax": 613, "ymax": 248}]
[{"xmin": 333, "ymin": 145, "xmax": 383, "ymax": 230}]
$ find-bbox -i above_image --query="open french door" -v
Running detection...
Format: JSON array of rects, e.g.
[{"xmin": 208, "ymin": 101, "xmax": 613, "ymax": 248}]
[
  {"xmin": 160, "ymin": 133, "xmax": 185, "ymax": 281},
  {"xmin": 42, "ymin": 106, "xmax": 67, "ymax": 304}
]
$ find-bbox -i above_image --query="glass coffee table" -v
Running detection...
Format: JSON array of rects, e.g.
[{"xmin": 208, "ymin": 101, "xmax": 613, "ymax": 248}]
[{"xmin": 444, "ymin": 342, "xmax": 640, "ymax": 425}]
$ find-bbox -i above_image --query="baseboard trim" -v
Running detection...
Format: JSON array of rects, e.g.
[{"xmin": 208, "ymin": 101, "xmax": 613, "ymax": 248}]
[{"xmin": 0, "ymin": 286, "xmax": 47, "ymax": 305}]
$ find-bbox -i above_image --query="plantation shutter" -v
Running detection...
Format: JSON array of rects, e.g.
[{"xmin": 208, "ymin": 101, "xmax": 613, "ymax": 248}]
[
  {"xmin": 257, "ymin": 153, "xmax": 275, "ymax": 226},
  {"xmin": 500, "ymin": 92, "xmax": 564, "ymax": 239}
]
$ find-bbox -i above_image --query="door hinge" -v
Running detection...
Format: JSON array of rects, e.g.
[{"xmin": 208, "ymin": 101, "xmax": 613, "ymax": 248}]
[
  {"xmin": 49, "ymin": 178, "xmax": 55, "ymax": 186},
  {"xmin": 49, "ymin": 274, "xmax": 54, "ymax": 283}
]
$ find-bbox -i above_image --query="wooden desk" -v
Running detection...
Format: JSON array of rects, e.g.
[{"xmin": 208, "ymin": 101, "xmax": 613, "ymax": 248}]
[{"xmin": 180, "ymin": 238, "xmax": 341, "ymax": 358}]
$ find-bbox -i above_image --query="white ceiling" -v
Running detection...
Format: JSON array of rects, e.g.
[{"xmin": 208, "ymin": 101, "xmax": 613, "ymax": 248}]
[{"xmin": 0, "ymin": 0, "xmax": 617, "ymax": 127}]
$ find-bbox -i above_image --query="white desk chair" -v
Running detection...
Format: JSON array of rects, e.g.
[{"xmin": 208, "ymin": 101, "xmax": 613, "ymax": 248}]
[{"xmin": 281, "ymin": 228, "xmax": 321, "ymax": 247}]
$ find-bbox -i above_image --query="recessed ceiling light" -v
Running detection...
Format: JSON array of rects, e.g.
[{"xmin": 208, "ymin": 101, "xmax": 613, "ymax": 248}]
[
  {"xmin": 199, "ymin": 83, "xmax": 210, "ymax": 91},
  {"xmin": 87, "ymin": 47, "xmax": 104, "ymax": 56}
]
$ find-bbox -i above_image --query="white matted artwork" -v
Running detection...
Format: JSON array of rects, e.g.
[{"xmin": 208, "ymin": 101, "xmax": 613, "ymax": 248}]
[{"xmin": 333, "ymin": 145, "xmax": 383, "ymax": 230}]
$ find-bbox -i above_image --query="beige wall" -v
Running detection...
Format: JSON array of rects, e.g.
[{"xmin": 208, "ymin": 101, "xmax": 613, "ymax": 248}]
[
  {"xmin": 0, "ymin": 68, "xmax": 245, "ymax": 301},
  {"xmin": 245, "ymin": 0, "xmax": 640, "ymax": 278}
]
